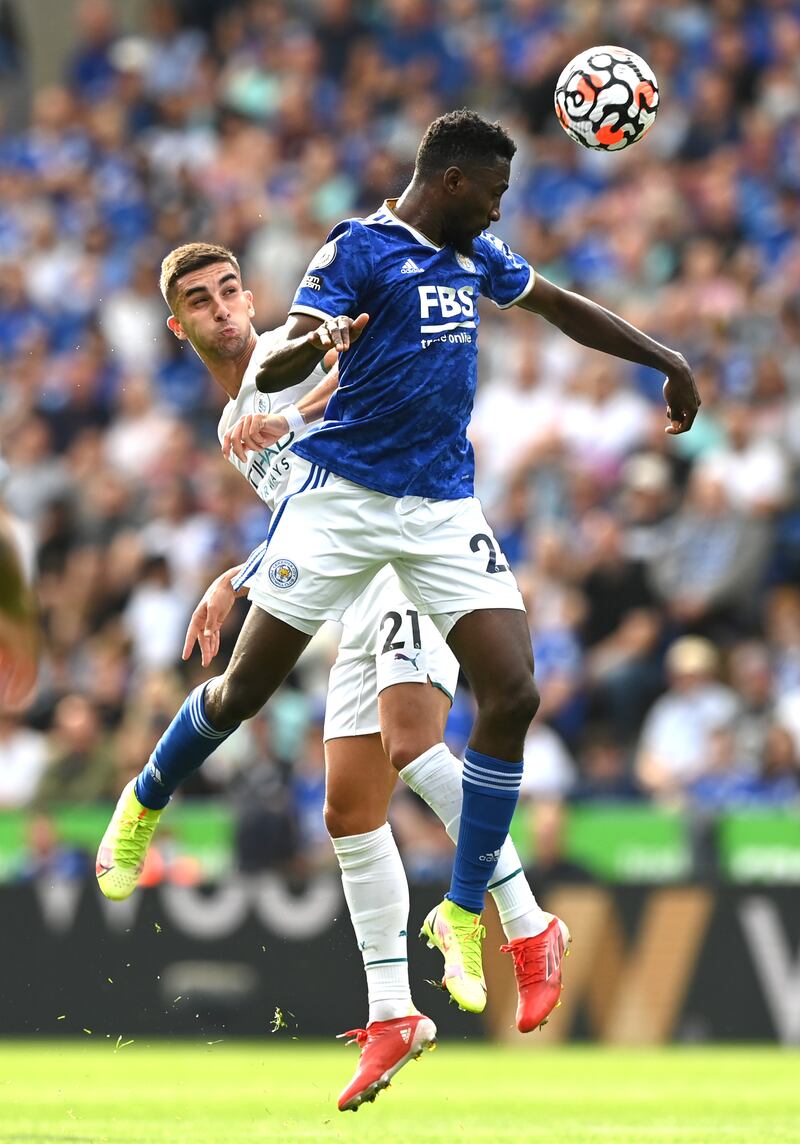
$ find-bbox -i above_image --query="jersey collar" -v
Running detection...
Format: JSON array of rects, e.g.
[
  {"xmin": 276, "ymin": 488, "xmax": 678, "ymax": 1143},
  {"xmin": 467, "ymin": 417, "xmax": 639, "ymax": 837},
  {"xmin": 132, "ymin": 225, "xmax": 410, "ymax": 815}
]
[{"xmin": 383, "ymin": 199, "xmax": 442, "ymax": 251}]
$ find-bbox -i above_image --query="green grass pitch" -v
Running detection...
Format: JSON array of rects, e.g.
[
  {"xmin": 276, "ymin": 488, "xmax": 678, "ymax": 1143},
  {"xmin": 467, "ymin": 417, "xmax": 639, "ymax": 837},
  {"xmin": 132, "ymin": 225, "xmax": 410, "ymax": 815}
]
[{"xmin": 1, "ymin": 1041, "xmax": 799, "ymax": 1143}]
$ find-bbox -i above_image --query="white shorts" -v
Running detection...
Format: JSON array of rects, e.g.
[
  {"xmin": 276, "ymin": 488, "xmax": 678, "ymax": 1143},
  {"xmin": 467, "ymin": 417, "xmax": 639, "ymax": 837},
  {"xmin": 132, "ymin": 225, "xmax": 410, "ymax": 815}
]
[
  {"xmin": 324, "ymin": 565, "xmax": 461, "ymax": 740},
  {"xmin": 247, "ymin": 455, "xmax": 525, "ymax": 634}
]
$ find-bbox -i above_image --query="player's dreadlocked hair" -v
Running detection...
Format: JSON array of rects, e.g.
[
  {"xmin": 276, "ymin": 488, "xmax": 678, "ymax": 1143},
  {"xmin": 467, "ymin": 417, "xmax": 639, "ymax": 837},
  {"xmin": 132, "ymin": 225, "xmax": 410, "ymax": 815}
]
[
  {"xmin": 159, "ymin": 242, "xmax": 241, "ymax": 309},
  {"xmin": 415, "ymin": 109, "xmax": 517, "ymax": 177}
]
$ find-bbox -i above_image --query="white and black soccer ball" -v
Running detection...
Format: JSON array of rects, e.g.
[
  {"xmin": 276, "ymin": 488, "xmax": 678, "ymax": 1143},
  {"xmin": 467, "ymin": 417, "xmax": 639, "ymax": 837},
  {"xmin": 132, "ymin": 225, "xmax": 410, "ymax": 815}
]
[{"xmin": 554, "ymin": 45, "xmax": 659, "ymax": 151}]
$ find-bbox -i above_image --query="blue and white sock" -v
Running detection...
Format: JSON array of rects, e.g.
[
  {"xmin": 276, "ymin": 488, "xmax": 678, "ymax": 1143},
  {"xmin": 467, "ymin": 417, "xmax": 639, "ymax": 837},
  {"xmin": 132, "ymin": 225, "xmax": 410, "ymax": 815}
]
[
  {"xmin": 399, "ymin": 744, "xmax": 548, "ymax": 938},
  {"xmin": 447, "ymin": 746, "xmax": 524, "ymax": 915},
  {"xmin": 134, "ymin": 680, "xmax": 239, "ymax": 810}
]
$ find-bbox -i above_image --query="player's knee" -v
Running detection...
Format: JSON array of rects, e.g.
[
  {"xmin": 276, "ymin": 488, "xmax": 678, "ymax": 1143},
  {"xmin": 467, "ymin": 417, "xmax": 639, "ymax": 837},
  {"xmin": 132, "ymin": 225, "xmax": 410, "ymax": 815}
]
[
  {"xmin": 324, "ymin": 798, "xmax": 382, "ymax": 840},
  {"xmin": 324, "ymin": 800, "xmax": 350, "ymax": 839},
  {"xmin": 479, "ymin": 675, "xmax": 540, "ymax": 733},
  {"xmin": 207, "ymin": 675, "xmax": 264, "ymax": 728},
  {"xmin": 383, "ymin": 730, "xmax": 433, "ymax": 771}
]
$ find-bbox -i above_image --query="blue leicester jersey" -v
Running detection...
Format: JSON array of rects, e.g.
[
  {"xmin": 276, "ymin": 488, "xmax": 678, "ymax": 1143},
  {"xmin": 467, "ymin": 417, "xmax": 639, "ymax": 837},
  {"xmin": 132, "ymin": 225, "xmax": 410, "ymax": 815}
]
[{"xmin": 289, "ymin": 200, "xmax": 534, "ymax": 499}]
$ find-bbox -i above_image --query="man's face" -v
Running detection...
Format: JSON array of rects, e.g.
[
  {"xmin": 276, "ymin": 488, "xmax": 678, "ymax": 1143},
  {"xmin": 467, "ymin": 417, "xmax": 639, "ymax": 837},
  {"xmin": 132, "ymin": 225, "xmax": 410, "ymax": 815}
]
[
  {"xmin": 442, "ymin": 157, "xmax": 511, "ymax": 255},
  {"xmin": 167, "ymin": 261, "xmax": 254, "ymax": 359}
]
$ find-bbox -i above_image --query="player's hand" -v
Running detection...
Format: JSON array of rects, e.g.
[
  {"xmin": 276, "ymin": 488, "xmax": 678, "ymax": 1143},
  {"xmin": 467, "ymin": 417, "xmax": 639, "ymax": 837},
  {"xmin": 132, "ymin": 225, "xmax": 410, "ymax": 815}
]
[
  {"xmin": 182, "ymin": 572, "xmax": 238, "ymax": 667},
  {"xmin": 223, "ymin": 412, "xmax": 289, "ymax": 463},
  {"xmin": 308, "ymin": 313, "xmax": 369, "ymax": 354},
  {"xmin": 663, "ymin": 356, "xmax": 701, "ymax": 434}
]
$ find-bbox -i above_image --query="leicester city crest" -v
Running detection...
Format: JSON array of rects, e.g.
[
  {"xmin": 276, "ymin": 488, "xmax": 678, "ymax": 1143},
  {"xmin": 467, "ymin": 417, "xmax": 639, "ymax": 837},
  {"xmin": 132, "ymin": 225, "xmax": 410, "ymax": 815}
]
[
  {"xmin": 268, "ymin": 558, "xmax": 299, "ymax": 589},
  {"xmin": 455, "ymin": 252, "xmax": 476, "ymax": 273}
]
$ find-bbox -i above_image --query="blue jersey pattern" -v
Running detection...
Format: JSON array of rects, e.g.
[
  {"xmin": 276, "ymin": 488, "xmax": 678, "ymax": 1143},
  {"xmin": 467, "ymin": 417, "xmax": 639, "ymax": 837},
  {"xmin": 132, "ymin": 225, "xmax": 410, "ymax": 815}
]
[{"xmin": 289, "ymin": 202, "xmax": 534, "ymax": 499}]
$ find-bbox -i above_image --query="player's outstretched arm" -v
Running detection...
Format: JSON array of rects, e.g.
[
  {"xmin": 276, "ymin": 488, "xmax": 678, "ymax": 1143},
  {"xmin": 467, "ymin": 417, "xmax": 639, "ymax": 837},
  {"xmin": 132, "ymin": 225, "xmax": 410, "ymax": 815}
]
[
  {"xmin": 518, "ymin": 274, "xmax": 700, "ymax": 434},
  {"xmin": 255, "ymin": 313, "xmax": 368, "ymax": 393}
]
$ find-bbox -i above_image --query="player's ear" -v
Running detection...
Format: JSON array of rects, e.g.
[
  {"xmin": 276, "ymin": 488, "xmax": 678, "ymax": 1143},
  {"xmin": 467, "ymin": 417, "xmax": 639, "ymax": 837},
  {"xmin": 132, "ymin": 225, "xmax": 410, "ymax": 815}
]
[
  {"xmin": 167, "ymin": 314, "xmax": 186, "ymax": 340},
  {"xmin": 244, "ymin": 290, "xmax": 255, "ymax": 318},
  {"xmin": 442, "ymin": 166, "xmax": 465, "ymax": 195}
]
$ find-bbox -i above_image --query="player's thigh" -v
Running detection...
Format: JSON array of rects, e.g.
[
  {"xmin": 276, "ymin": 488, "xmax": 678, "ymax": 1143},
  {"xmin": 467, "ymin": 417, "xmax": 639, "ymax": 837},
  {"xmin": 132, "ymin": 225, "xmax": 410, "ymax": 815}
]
[
  {"xmin": 375, "ymin": 609, "xmax": 459, "ymax": 767},
  {"xmin": 446, "ymin": 607, "xmax": 536, "ymax": 708},
  {"xmin": 378, "ymin": 681, "xmax": 451, "ymax": 769},
  {"xmin": 393, "ymin": 495, "xmax": 525, "ymax": 624},
  {"xmin": 324, "ymin": 733, "xmax": 397, "ymax": 838}
]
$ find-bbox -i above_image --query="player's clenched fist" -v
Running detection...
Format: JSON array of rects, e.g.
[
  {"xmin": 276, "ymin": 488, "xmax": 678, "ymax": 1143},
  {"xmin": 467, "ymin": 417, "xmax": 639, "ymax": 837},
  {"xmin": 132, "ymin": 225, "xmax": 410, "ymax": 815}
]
[
  {"xmin": 663, "ymin": 355, "xmax": 701, "ymax": 435},
  {"xmin": 308, "ymin": 312, "xmax": 369, "ymax": 354}
]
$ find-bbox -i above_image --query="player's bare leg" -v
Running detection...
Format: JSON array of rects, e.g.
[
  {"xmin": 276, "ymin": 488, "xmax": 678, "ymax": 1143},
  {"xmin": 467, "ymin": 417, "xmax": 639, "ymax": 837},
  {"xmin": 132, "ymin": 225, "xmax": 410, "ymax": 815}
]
[
  {"xmin": 97, "ymin": 607, "xmax": 310, "ymax": 899},
  {"xmin": 325, "ymin": 731, "xmax": 435, "ymax": 1112}
]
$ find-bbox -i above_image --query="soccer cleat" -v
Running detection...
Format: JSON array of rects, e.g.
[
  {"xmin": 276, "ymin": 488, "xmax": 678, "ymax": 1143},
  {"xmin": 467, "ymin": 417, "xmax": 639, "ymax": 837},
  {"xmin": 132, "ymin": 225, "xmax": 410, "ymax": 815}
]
[
  {"xmin": 501, "ymin": 913, "xmax": 571, "ymax": 1032},
  {"xmin": 419, "ymin": 898, "xmax": 487, "ymax": 1013},
  {"xmin": 95, "ymin": 779, "xmax": 165, "ymax": 900},
  {"xmin": 337, "ymin": 1014, "xmax": 437, "ymax": 1112}
]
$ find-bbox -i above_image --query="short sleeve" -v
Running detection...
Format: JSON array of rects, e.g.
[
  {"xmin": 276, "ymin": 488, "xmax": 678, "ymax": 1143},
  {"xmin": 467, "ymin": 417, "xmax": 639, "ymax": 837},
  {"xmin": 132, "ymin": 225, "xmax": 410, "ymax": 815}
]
[
  {"xmin": 290, "ymin": 220, "xmax": 373, "ymax": 322},
  {"xmin": 478, "ymin": 231, "xmax": 535, "ymax": 309}
]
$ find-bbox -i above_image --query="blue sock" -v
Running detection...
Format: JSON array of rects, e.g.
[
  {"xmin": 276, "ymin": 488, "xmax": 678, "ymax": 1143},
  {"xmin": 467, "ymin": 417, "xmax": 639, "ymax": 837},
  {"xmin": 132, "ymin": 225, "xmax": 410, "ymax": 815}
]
[
  {"xmin": 134, "ymin": 681, "xmax": 239, "ymax": 810},
  {"xmin": 447, "ymin": 747, "xmax": 524, "ymax": 914}
]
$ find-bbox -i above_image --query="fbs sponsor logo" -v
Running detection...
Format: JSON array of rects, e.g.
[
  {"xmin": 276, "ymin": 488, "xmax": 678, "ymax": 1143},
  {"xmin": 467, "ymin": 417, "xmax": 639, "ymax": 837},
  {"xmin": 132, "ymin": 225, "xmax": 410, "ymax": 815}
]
[
  {"xmin": 301, "ymin": 274, "xmax": 322, "ymax": 291},
  {"xmin": 268, "ymin": 558, "xmax": 299, "ymax": 589},
  {"xmin": 417, "ymin": 285, "xmax": 476, "ymax": 345}
]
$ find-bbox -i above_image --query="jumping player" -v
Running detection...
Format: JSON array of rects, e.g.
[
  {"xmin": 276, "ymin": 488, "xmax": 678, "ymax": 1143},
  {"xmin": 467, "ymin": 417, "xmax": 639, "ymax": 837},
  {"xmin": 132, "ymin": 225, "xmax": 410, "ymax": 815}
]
[
  {"xmin": 253, "ymin": 108, "xmax": 698, "ymax": 997},
  {"xmin": 98, "ymin": 107, "xmax": 697, "ymax": 1094},
  {"xmin": 98, "ymin": 242, "xmax": 568, "ymax": 1111}
]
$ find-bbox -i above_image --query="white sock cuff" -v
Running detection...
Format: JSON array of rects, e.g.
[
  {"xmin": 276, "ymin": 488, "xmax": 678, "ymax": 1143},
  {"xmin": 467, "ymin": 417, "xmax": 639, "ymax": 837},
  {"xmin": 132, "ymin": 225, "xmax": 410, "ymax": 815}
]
[
  {"xmin": 331, "ymin": 822, "xmax": 393, "ymax": 863},
  {"xmin": 399, "ymin": 742, "xmax": 449, "ymax": 791},
  {"xmin": 400, "ymin": 742, "xmax": 464, "ymax": 842}
]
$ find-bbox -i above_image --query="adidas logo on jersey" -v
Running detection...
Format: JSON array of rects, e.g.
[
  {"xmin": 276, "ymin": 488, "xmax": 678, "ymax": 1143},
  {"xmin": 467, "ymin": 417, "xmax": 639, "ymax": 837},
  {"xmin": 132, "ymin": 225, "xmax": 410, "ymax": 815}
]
[
  {"xmin": 478, "ymin": 848, "xmax": 502, "ymax": 863},
  {"xmin": 400, "ymin": 258, "xmax": 423, "ymax": 275}
]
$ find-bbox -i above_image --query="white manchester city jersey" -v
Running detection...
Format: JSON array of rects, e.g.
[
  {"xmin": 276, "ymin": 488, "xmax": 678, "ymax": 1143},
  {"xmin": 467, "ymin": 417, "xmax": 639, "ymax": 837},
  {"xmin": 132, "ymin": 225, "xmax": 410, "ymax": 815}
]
[{"xmin": 217, "ymin": 329, "xmax": 328, "ymax": 509}]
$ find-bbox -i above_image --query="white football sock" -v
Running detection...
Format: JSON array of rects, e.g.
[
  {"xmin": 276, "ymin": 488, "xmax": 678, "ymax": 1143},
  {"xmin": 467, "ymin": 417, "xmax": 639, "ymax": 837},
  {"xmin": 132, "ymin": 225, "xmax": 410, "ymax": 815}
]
[
  {"xmin": 331, "ymin": 824, "xmax": 414, "ymax": 1024},
  {"xmin": 400, "ymin": 742, "xmax": 549, "ymax": 939}
]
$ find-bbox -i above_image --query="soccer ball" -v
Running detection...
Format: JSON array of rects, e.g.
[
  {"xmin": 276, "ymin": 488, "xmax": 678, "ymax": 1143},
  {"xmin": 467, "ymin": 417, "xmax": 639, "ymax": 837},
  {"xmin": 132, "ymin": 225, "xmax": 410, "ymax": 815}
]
[{"xmin": 554, "ymin": 45, "xmax": 659, "ymax": 151}]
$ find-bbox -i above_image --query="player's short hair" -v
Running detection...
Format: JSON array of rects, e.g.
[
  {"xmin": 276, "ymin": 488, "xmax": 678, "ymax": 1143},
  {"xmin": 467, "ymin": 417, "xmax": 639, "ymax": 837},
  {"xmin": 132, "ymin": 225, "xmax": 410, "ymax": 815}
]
[
  {"xmin": 159, "ymin": 242, "xmax": 241, "ymax": 310},
  {"xmin": 415, "ymin": 109, "xmax": 517, "ymax": 177}
]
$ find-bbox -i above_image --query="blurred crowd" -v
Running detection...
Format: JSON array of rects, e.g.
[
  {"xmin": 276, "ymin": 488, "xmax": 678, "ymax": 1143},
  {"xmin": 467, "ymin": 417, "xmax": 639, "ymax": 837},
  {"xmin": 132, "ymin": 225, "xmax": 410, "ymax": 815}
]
[{"xmin": 1, "ymin": 0, "xmax": 800, "ymax": 881}]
